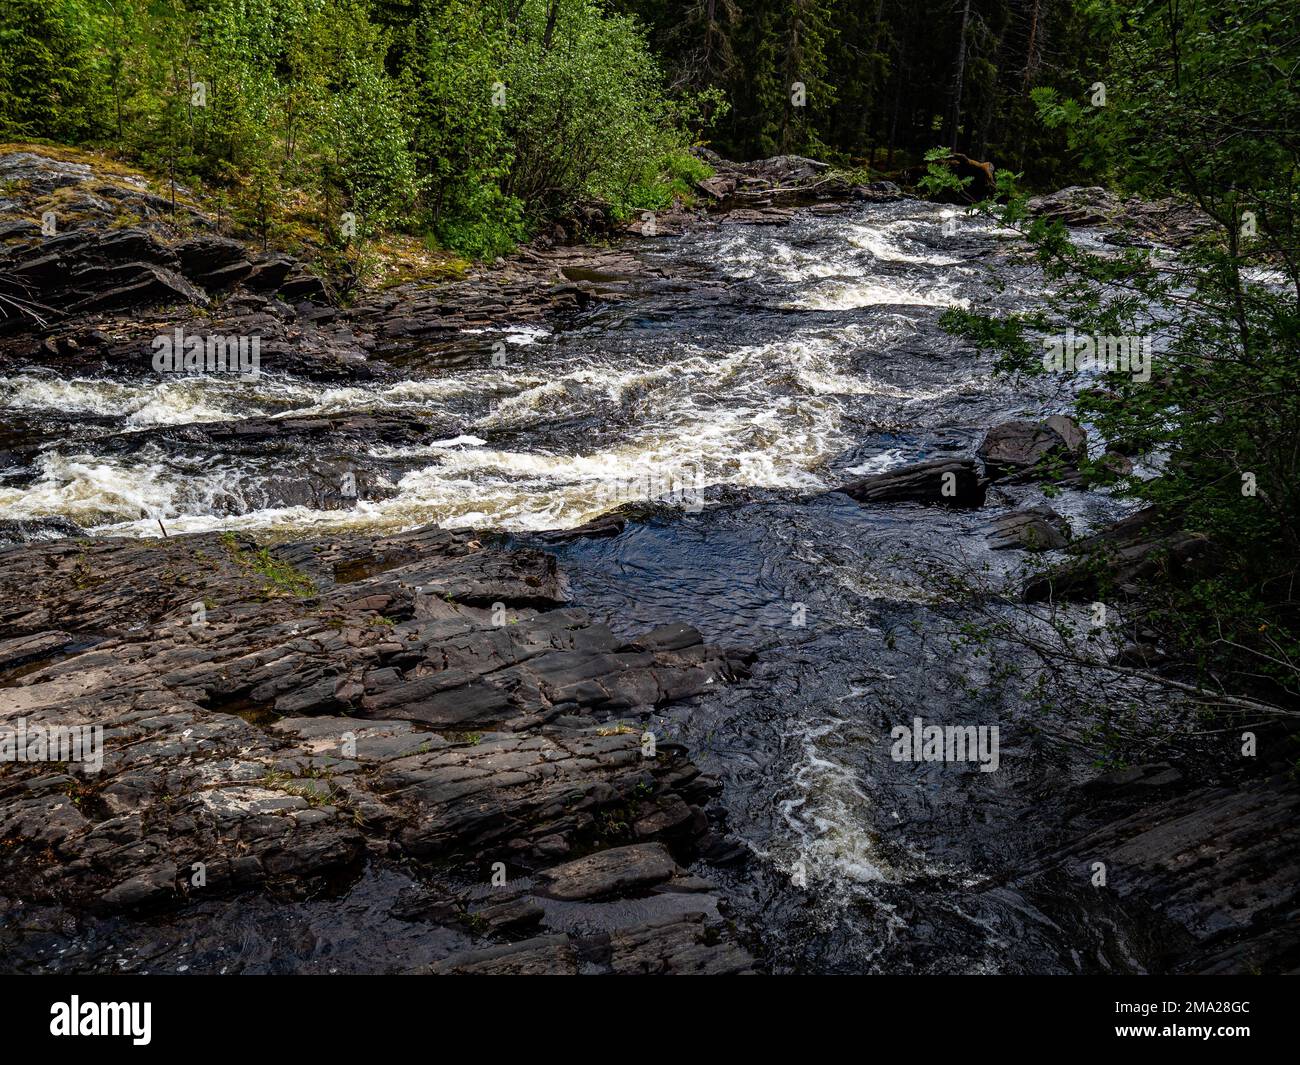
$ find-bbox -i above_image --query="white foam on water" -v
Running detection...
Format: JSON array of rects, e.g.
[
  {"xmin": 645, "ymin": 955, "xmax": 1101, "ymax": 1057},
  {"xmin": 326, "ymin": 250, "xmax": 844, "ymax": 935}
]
[
  {"xmin": 0, "ymin": 375, "xmax": 258, "ymax": 427},
  {"xmin": 0, "ymin": 368, "xmax": 557, "ymax": 429},
  {"xmin": 1243, "ymin": 266, "xmax": 1290, "ymax": 286},
  {"xmin": 472, "ymin": 349, "xmax": 753, "ymax": 430},
  {"xmin": 0, "ymin": 452, "xmax": 185, "ymax": 525},
  {"xmin": 847, "ymin": 223, "xmax": 963, "ymax": 267},
  {"xmin": 777, "ymin": 714, "xmax": 891, "ymax": 887},
  {"xmin": 286, "ymin": 375, "xmax": 503, "ymax": 417},
  {"xmin": 789, "ymin": 278, "xmax": 971, "ymax": 312},
  {"xmin": 504, "ymin": 324, "xmax": 551, "ymax": 345},
  {"xmin": 843, "ymin": 448, "xmax": 908, "ymax": 476},
  {"xmin": 34, "ymin": 357, "xmax": 845, "ymax": 537},
  {"xmin": 1, "ymin": 206, "xmax": 993, "ymax": 539},
  {"xmin": 0, "ymin": 317, "xmax": 972, "ymax": 538}
]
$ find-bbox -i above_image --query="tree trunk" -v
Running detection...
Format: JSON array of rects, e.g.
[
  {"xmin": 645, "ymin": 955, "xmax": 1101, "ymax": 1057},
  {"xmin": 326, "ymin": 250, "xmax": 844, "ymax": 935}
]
[
  {"xmin": 542, "ymin": 0, "xmax": 559, "ymax": 51},
  {"xmin": 1023, "ymin": 0, "xmax": 1042, "ymax": 91},
  {"xmin": 947, "ymin": 0, "xmax": 972, "ymax": 149}
]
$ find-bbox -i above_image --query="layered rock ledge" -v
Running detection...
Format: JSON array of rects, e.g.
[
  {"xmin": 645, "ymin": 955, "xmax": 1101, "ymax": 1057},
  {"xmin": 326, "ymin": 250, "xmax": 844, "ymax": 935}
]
[{"xmin": 0, "ymin": 525, "xmax": 755, "ymax": 973}]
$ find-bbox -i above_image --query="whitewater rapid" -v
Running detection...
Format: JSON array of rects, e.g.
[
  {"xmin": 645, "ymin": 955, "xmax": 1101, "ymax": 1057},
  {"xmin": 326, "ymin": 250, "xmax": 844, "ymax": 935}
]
[{"xmin": 0, "ymin": 204, "xmax": 1005, "ymax": 539}]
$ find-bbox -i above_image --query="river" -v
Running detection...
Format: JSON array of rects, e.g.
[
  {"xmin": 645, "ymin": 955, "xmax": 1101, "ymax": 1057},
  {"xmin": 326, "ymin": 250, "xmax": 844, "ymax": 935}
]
[{"xmin": 2, "ymin": 199, "xmax": 1219, "ymax": 973}]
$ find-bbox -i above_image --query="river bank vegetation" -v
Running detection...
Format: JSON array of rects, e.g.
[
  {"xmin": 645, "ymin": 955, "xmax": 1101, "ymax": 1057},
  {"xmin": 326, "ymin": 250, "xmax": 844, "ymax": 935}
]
[
  {"xmin": 1, "ymin": 0, "xmax": 1108, "ymax": 262},
  {"xmin": 944, "ymin": 0, "xmax": 1300, "ymax": 721}
]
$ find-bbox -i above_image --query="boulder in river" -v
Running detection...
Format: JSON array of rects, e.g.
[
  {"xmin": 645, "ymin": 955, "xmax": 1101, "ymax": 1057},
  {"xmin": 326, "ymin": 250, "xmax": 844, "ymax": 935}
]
[
  {"xmin": 534, "ymin": 842, "xmax": 680, "ymax": 901},
  {"xmin": 837, "ymin": 457, "xmax": 987, "ymax": 508},
  {"xmin": 1026, "ymin": 184, "xmax": 1213, "ymax": 245},
  {"xmin": 978, "ymin": 415, "xmax": 1087, "ymax": 482},
  {"xmin": 1022, "ymin": 505, "xmax": 1211, "ymax": 601},
  {"xmin": 853, "ymin": 180, "xmax": 905, "ymax": 202},
  {"xmin": 986, "ymin": 507, "xmax": 1072, "ymax": 551},
  {"xmin": 1025, "ymin": 186, "xmax": 1120, "ymax": 226}
]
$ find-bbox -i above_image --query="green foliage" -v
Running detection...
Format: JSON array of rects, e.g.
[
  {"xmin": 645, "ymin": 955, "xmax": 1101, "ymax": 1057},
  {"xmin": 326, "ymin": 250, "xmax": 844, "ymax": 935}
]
[
  {"xmin": 0, "ymin": 0, "xmax": 699, "ymax": 259},
  {"xmin": 401, "ymin": 0, "xmax": 520, "ymax": 256},
  {"xmin": 0, "ymin": 0, "xmax": 109, "ymax": 141},
  {"xmin": 944, "ymin": 0, "xmax": 1300, "ymax": 709},
  {"xmin": 220, "ymin": 532, "xmax": 316, "ymax": 597},
  {"xmin": 500, "ymin": 0, "xmax": 689, "ymax": 219},
  {"xmin": 917, "ymin": 147, "xmax": 971, "ymax": 198},
  {"xmin": 619, "ymin": 145, "xmax": 713, "ymax": 215}
]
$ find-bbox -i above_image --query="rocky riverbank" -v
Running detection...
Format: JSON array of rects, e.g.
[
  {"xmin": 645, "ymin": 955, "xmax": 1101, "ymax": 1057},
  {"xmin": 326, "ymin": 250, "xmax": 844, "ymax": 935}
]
[{"xmin": 0, "ymin": 524, "xmax": 759, "ymax": 972}]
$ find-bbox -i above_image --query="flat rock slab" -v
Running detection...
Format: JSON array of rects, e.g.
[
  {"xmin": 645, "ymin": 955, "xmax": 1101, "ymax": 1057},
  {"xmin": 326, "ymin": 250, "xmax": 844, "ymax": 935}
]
[
  {"xmin": 986, "ymin": 507, "xmax": 1072, "ymax": 551},
  {"xmin": 424, "ymin": 913, "xmax": 754, "ymax": 975},
  {"xmin": 1014, "ymin": 771, "xmax": 1300, "ymax": 973},
  {"xmin": 977, "ymin": 417, "xmax": 1086, "ymax": 482},
  {"xmin": 1022, "ymin": 504, "xmax": 1210, "ymax": 601},
  {"xmin": 535, "ymin": 843, "xmax": 681, "ymax": 901}
]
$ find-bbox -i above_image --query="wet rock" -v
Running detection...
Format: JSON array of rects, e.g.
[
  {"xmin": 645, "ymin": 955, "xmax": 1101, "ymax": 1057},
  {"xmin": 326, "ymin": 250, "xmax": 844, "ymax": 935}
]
[
  {"xmin": 837, "ymin": 458, "xmax": 986, "ymax": 508},
  {"xmin": 426, "ymin": 932, "xmax": 576, "ymax": 974},
  {"xmin": 977, "ymin": 416, "xmax": 1086, "ymax": 482},
  {"xmin": 0, "ymin": 151, "xmax": 94, "ymax": 196},
  {"xmin": 424, "ymin": 912, "xmax": 753, "ymax": 974},
  {"xmin": 854, "ymin": 180, "xmax": 905, "ymax": 202},
  {"xmin": 1022, "ymin": 505, "xmax": 1211, "ymax": 601},
  {"xmin": 1026, "ymin": 186, "xmax": 1119, "ymax": 226},
  {"xmin": 1021, "ymin": 772, "xmax": 1300, "ymax": 973},
  {"xmin": 986, "ymin": 507, "xmax": 1072, "ymax": 551},
  {"xmin": 174, "ymin": 235, "xmax": 253, "ymax": 290},
  {"xmin": 719, "ymin": 208, "xmax": 795, "ymax": 226},
  {"xmin": 535, "ymin": 843, "xmax": 680, "ymax": 901},
  {"xmin": 0, "ymin": 516, "xmax": 83, "ymax": 547},
  {"xmin": 471, "ymin": 895, "xmax": 546, "ymax": 934},
  {"xmin": 0, "ymin": 521, "xmax": 749, "ymax": 986},
  {"xmin": 533, "ymin": 513, "xmax": 626, "ymax": 543},
  {"xmin": 100, "ymin": 863, "xmax": 178, "ymax": 909},
  {"xmin": 0, "ymin": 630, "xmax": 81, "ymax": 674},
  {"xmin": 1027, "ymin": 185, "xmax": 1212, "ymax": 245},
  {"xmin": 389, "ymin": 884, "xmax": 459, "ymax": 923}
]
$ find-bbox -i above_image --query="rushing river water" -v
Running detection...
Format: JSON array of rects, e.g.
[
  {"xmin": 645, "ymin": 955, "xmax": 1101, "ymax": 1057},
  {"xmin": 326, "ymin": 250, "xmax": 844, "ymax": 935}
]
[
  {"xmin": 4, "ymin": 201, "xmax": 1193, "ymax": 973},
  {"xmin": 0, "ymin": 202, "xmax": 1053, "ymax": 536}
]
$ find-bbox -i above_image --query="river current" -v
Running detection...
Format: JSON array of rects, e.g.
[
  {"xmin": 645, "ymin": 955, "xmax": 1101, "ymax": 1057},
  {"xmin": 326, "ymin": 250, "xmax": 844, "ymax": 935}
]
[{"xmin": 3, "ymin": 201, "xmax": 1192, "ymax": 973}]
